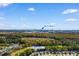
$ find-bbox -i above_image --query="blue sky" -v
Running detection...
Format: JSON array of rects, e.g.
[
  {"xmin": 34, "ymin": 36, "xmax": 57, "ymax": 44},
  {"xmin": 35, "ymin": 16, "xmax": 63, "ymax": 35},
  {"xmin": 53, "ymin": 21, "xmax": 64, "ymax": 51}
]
[{"xmin": 0, "ymin": 3, "xmax": 79, "ymax": 30}]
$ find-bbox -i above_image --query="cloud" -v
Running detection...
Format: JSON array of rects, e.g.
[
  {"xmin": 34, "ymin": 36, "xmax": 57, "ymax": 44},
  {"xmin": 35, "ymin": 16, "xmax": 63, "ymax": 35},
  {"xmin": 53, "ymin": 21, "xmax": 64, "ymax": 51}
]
[
  {"xmin": 0, "ymin": 3, "xmax": 12, "ymax": 7},
  {"xmin": 0, "ymin": 23, "xmax": 6, "ymax": 26},
  {"xmin": 27, "ymin": 7, "xmax": 36, "ymax": 11},
  {"xmin": 0, "ymin": 16, "xmax": 5, "ymax": 19},
  {"xmin": 22, "ymin": 24, "xmax": 27, "ymax": 27},
  {"xmin": 62, "ymin": 9, "xmax": 79, "ymax": 14},
  {"xmin": 66, "ymin": 18, "xmax": 77, "ymax": 22},
  {"xmin": 0, "ymin": 23, "xmax": 9, "ymax": 27},
  {"xmin": 48, "ymin": 23, "xmax": 56, "ymax": 26},
  {"xmin": 0, "ymin": 22, "xmax": 17, "ymax": 29}
]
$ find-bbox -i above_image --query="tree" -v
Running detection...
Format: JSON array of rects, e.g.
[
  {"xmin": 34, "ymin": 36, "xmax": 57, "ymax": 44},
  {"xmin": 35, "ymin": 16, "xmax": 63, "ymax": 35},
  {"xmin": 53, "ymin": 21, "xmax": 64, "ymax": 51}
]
[{"xmin": 14, "ymin": 48, "xmax": 34, "ymax": 56}]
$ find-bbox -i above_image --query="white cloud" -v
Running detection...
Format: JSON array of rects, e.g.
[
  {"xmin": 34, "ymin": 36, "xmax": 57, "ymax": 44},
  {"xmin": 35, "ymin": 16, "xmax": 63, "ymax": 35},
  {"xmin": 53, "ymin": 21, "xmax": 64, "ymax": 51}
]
[
  {"xmin": 0, "ymin": 23, "xmax": 6, "ymax": 26},
  {"xmin": 66, "ymin": 18, "xmax": 77, "ymax": 22},
  {"xmin": 22, "ymin": 24, "xmax": 27, "ymax": 27},
  {"xmin": 48, "ymin": 23, "xmax": 56, "ymax": 26},
  {"xmin": 62, "ymin": 9, "xmax": 79, "ymax": 14},
  {"xmin": 28, "ymin": 7, "xmax": 36, "ymax": 11},
  {"xmin": 20, "ymin": 23, "xmax": 28, "ymax": 28},
  {"xmin": 0, "ymin": 23, "xmax": 16, "ymax": 29},
  {"xmin": 0, "ymin": 3, "xmax": 12, "ymax": 7},
  {"xmin": 0, "ymin": 16, "xmax": 5, "ymax": 19}
]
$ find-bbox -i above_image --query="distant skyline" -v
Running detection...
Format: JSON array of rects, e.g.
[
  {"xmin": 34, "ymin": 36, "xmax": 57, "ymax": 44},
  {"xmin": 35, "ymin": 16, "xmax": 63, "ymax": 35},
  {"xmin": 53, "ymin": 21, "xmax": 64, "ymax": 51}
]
[{"xmin": 0, "ymin": 3, "xmax": 79, "ymax": 30}]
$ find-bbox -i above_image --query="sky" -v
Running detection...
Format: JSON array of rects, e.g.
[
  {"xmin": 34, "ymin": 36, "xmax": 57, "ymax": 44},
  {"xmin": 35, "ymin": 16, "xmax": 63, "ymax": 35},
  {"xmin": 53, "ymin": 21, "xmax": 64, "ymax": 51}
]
[{"xmin": 0, "ymin": 3, "xmax": 79, "ymax": 30}]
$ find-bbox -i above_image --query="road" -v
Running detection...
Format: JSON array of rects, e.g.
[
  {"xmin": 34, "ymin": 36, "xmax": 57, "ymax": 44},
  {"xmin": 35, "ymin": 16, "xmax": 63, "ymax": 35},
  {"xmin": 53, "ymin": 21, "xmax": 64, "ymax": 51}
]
[{"xmin": 0, "ymin": 44, "xmax": 20, "ymax": 56}]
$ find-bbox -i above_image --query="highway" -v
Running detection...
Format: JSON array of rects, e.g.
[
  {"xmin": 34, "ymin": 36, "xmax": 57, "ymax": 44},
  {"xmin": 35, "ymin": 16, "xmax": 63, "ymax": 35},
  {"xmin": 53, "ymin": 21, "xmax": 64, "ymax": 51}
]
[{"xmin": 0, "ymin": 44, "xmax": 20, "ymax": 56}]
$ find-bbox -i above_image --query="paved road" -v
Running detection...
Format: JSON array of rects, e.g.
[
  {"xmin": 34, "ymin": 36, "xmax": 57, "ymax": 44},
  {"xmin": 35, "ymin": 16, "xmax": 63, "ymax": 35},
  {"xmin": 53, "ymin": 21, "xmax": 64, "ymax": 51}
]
[{"xmin": 0, "ymin": 44, "xmax": 20, "ymax": 56}]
